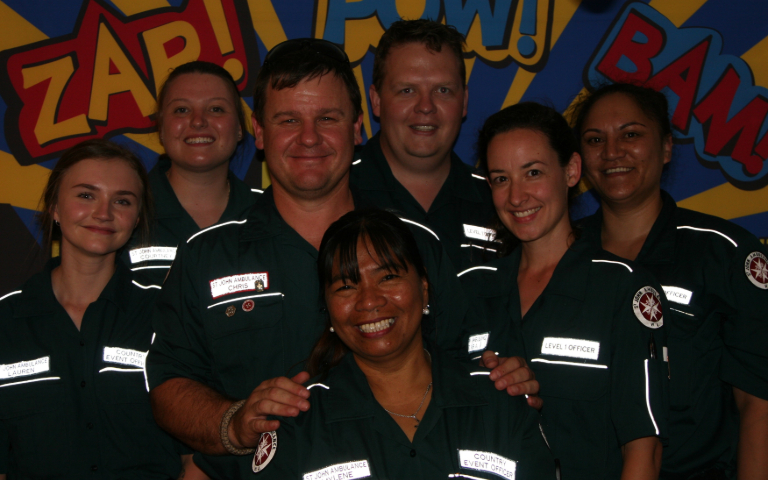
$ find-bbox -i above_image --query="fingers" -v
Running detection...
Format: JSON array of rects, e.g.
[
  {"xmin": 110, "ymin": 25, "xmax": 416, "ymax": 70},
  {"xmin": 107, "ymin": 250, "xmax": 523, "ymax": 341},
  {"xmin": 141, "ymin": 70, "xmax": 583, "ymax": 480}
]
[
  {"xmin": 480, "ymin": 350, "xmax": 500, "ymax": 369},
  {"xmin": 488, "ymin": 355, "xmax": 525, "ymax": 382},
  {"xmin": 526, "ymin": 394, "xmax": 544, "ymax": 411}
]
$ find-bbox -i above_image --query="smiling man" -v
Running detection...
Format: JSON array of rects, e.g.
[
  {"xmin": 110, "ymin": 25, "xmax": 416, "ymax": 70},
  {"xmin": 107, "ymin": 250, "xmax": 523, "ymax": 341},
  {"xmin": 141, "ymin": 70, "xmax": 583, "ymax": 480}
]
[{"xmin": 352, "ymin": 20, "xmax": 497, "ymax": 271}]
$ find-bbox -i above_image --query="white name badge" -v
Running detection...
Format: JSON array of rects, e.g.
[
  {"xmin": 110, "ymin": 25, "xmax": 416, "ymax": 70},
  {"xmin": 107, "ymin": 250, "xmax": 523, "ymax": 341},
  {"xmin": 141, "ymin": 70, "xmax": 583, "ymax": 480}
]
[
  {"xmin": 468, "ymin": 332, "xmax": 490, "ymax": 353},
  {"xmin": 103, "ymin": 347, "xmax": 146, "ymax": 368},
  {"xmin": 662, "ymin": 286, "xmax": 693, "ymax": 305},
  {"xmin": 463, "ymin": 224, "xmax": 497, "ymax": 242},
  {"xmin": 303, "ymin": 460, "xmax": 371, "ymax": 480},
  {"xmin": 210, "ymin": 273, "xmax": 269, "ymax": 299},
  {"xmin": 541, "ymin": 337, "xmax": 600, "ymax": 360},
  {"xmin": 129, "ymin": 246, "xmax": 177, "ymax": 264},
  {"xmin": 0, "ymin": 356, "xmax": 50, "ymax": 379},
  {"xmin": 458, "ymin": 450, "xmax": 516, "ymax": 480}
]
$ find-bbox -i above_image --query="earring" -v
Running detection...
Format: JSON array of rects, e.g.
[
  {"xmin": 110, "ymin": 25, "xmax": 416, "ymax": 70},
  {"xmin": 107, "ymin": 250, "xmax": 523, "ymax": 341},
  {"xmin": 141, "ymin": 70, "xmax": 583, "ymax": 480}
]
[
  {"xmin": 422, "ymin": 305, "xmax": 430, "ymax": 315},
  {"xmin": 329, "ymin": 326, "xmax": 335, "ymax": 333},
  {"xmin": 54, "ymin": 220, "xmax": 60, "ymax": 226}
]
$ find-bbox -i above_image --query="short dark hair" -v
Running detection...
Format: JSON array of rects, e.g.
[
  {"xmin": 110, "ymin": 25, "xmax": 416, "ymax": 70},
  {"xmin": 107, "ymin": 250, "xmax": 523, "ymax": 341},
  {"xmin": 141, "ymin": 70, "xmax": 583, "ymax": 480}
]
[
  {"xmin": 476, "ymin": 102, "xmax": 579, "ymax": 255},
  {"xmin": 155, "ymin": 61, "xmax": 247, "ymax": 140},
  {"xmin": 373, "ymin": 19, "xmax": 467, "ymax": 91},
  {"xmin": 306, "ymin": 208, "xmax": 429, "ymax": 378},
  {"xmin": 39, "ymin": 139, "xmax": 153, "ymax": 255},
  {"xmin": 571, "ymin": 82, "xmax": 672, "ymax": 142},
  {"xmin": 252, "ymin": 40, "xmax": 362, "ymax": 125}
]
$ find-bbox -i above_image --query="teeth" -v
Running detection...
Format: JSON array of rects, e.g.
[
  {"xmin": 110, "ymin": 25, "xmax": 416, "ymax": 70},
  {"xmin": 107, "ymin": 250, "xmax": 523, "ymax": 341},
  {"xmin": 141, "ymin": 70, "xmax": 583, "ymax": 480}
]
[
  {"xmin": 185, "ymin": 137, "xmax": 214, "ymax": 144},
  {"xmin": 411, "ymin": 125, "xmax": 436, "ymax": 132},
  {"xmin": 358, "ymin": 318, "xmax": 395, "ymax": 333},
  {"xmin": 513, "ymin": 207, "xmax": 541, "ymax": 217},
  {"xmin": 605, "ymin": 167, "xmax": 632, "ymax": 174}
]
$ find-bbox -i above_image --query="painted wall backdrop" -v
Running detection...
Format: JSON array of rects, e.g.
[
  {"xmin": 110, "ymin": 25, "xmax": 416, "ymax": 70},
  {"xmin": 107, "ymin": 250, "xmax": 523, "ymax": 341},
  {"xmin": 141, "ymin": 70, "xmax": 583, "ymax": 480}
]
[{"xmin": 1, "ymin": 0, "xmax": 767, "ymax": 293}]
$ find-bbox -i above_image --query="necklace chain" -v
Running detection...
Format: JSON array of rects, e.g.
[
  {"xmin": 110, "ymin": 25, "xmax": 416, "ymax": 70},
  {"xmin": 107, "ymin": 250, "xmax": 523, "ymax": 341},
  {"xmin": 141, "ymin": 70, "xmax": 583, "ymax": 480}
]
[{"xmin": 383, "ymin": 382, "xmax": 432, "ymax": 422}]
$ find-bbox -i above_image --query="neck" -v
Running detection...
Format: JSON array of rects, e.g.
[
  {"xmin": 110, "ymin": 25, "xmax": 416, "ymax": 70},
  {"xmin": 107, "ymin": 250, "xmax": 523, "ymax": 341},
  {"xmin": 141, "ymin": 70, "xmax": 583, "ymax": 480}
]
[
  {"xmin": 381, "ymin": 144, "xmax": 451, "ymax": 212},
  {"xmin": 519, "ymin": 221, "xmax": 573, "ymax": 273},
  {"xmin": 356, "ymin": 342, "xmax": 433, "ymax": 407},
  {"xmin": 51, "ymin": 247, "xmax": 117, "ymax": 328},
  {"xmin": 599, "ymin": 191, "xmax": 663, "ymax": 260},
  {"xmin": 272, "ymin": 176, "xmax": 356, "ymax": 250},
  {"xmin": 167, "ymin": 162, "xmax": 231, "ymax": 229}
]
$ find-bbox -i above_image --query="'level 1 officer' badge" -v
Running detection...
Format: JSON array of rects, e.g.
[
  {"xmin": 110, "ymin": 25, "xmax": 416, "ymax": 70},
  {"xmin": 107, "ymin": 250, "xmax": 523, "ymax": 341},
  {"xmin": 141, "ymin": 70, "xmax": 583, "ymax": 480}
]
[
  {"xmin": 242, "ymin": 299, "xmax": 255, "ymax": 312},
  {"xmin": 633, "ymin": 286, "xmax": 664, "ymax": 329},
  {"xmin": 225, "ymin": 305, "xmax": 236, "ymax": 317},
  {"xmin": 745, "ymin": 252, "xmax": 768, "ymax": 289},
  {"xmin": 252, "ymin": 431, "xmax": 277, "ymax": 473}
]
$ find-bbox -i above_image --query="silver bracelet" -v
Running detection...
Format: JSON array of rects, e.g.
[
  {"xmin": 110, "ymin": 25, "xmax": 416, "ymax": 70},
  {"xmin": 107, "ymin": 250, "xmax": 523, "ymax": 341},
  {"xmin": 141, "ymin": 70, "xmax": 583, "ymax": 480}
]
[{"xmin": 219, "ymin": 399, "xmax": 256, "ymax": 455}]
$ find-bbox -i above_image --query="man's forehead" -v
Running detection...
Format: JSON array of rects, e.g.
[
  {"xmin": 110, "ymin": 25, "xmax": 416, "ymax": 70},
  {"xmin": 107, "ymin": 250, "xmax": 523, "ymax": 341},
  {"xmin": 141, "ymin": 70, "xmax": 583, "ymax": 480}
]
[
  {"xmin": 264, "ymin": 73, "xmax": 353, "ymax": 112},
  {"xmin": 383, "ymin": 42, "xmax": 463, "ymax": 81}
]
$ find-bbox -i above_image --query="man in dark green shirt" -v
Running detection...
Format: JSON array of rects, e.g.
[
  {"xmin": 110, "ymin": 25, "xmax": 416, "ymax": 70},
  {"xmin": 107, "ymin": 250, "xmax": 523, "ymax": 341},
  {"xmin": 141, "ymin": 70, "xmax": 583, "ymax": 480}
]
[{"xmin": 352, "ymin": 20, "xmax": 496, "ymax": 271}]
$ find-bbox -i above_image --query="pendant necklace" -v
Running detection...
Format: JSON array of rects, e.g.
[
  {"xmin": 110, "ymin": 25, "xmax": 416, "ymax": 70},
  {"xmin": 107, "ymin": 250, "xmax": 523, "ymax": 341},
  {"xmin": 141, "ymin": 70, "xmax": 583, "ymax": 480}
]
[{"xmin": 383, "ymin": 382, "xmax": 432, "ymax": 428}]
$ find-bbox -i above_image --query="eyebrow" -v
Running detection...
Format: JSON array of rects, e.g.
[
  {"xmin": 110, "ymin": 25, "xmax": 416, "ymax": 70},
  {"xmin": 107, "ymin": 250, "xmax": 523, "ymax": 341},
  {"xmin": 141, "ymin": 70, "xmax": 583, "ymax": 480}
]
[
  {"xmin": 583, "ymin": 121, "xmax": 647, "ymax": 135},
  {"xmin": 166, "ymin": 97, "xmax": 234, "ymax": 104},
  {"xmin": 272, "ymin": 108, "xmax": 347, "ymax": 120},
  {"xmin": 72, "ymin": 184, "xmax": 138, "ymax": 198}
]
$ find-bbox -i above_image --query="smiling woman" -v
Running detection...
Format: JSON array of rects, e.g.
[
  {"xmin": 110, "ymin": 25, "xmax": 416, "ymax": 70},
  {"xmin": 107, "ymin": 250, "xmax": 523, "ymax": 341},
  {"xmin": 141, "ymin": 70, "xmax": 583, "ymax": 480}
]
[
  {"xmin": 251, "ymin": 208, "xmax": 557, "ymax": 480},
  {"xmin": 0, "ymin": 139, "xmax": 191, "ymax": 478}
]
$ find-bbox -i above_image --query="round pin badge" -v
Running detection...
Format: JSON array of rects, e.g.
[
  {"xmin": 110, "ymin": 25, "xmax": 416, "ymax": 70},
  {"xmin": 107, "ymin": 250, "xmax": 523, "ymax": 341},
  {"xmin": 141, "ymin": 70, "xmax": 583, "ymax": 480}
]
[
  {"xmin": 632, "ymin": 286, "xmax": 664, "ymax": 329},
  {"xmin": 745, "ymin": 251, "xmax": 768, "ymax": 289},
  {"xmin": 242, "ymin": 299, "xmax": 255, "ymax": 312},
  {"xmin": 252, "ymin": 431, "xmax": 278, "ymax": 473},
  {"xmin": 225, "ymin": 305, "xmax": 236, "ymax": 317},
  {"xmin": 255, "ymin": 279, "xmax": 265, "ymax": 293}
]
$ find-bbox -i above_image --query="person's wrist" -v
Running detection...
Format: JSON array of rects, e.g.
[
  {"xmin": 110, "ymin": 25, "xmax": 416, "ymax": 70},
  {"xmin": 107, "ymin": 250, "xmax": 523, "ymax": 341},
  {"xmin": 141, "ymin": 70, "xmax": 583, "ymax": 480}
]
[{"xmin": 220, "ymin": 400, "xmax": 255, "ymax": 455}]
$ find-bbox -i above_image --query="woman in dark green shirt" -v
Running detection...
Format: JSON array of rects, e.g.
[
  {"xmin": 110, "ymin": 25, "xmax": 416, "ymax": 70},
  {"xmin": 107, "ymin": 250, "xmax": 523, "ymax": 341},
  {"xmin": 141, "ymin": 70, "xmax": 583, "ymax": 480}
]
[
  {"xmin": 0, "ymin": 140, "xmax": 187, "ymax": 479},
  {"xmin": 238, "ymin": 209, "xmax": 556, "ymax": 480}
]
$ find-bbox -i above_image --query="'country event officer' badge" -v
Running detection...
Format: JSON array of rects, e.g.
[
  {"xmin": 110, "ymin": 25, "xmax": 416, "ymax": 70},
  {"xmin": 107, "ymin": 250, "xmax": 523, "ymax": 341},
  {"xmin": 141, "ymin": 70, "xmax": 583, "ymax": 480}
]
[{"xmin": 633, "ymin": 286, "xmax": 664, "ymax": 329}]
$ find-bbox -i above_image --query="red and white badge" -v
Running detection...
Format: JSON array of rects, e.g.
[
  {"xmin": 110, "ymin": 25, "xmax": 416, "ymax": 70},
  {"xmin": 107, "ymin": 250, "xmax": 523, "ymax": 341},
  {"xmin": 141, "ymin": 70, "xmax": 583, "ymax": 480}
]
[
  {"xmin": 242, "ymin": 299, "xmax": 255, "ymax": 312},
  {"xmin": 632, "ymin": 286, "xmax": 664, "ymax": 329},
  {"xmin": 745, "ymin": 252, "xmax": 768, "ymax": 289},
  {"xmin": 252, "ymin": 431, "xmax": 277, "ymax": 473}
]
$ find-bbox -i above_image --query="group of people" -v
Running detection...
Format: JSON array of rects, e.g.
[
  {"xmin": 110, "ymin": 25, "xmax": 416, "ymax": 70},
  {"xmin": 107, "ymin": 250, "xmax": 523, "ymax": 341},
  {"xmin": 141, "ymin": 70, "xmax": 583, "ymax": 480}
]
[{"xmin": 0, "ymin": 18, "xmax": 766, "ymax": 480}]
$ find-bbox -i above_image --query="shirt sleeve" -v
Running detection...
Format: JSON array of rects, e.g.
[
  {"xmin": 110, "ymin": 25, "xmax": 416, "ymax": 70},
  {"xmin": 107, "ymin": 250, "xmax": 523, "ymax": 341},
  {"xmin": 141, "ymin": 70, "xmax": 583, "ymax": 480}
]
[
  {"xmin": 146, "ymin": 241, "xmax": 216, "ymax": 390},
  {"xmin": 609, "ymin": 266, "xmax": 670, "ymax": 446},
  {"xmin": 720, "ymin": 237, "xmax": 768, "ymax": 400},
  {"xmin": 0, "ymin": 420, "xmax": 8, "ymax": 474}
]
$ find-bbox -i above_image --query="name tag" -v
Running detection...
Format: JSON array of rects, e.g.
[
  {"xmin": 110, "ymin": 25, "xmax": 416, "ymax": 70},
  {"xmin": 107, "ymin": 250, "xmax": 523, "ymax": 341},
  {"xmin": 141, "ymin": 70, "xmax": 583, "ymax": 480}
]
[
  {"xmin": 0, "ymin": 356, "xmax": 50, "ymax": 379},
  {"xmin": 210, "ymin": 273, "xmax": 269, "ymax": 298},
  {"xmin": 303, "ymin": 460, "xmax": 371, "ymax": 480},
  {"xmin": 468, "ymin": 332, "xmax": 490, "ymax": 353},
  {"xmin": 103, "ymin": 347, "xmax": 146, "ymax": 368},
  {"xmin": 463, "ymin": 224, "xmax": 497, "ymax": 242},
  {"xmin": 662, "ymin": 286, "xmax": 693, "ymax": 305},
  {"xmin": 458, "ymin": 450, "xmax": 516, "ymax": 480},
  {"xmin": 129, "ymin": 246, "xmax": 177, "ymax": 264},
  {"xmin": 541, "ymin": 337, "xmax": 600, "ymax": 360}
]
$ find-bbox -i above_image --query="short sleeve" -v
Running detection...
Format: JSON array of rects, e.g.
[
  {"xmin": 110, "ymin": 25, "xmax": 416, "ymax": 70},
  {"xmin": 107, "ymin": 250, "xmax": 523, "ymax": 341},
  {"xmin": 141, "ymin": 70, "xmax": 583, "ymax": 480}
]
[
  {"xmin": 609, "ymin": 266, "xmax": 670, "ymax": 446},
  {"xmin": 146, "ymin": 241, "xmax": 216, "ymax": 390},
  {"xmin": 720, "ymin": 238, "xmax": 768, "ymax": 399}
]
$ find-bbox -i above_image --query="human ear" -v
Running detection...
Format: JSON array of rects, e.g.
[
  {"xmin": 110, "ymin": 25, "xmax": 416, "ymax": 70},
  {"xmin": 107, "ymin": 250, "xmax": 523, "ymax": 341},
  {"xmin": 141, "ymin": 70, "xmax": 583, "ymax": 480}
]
[
  {"xmin": 662, "ymin": 134, "xmax": 673, "ymax": 165},
  {"xmin": 369, "ymin": 84, "xmax": 381, "ymax": 118},
  {"xmin": 565, "ymin": 152, "xmax": 582, "ymax": 188},
  {"xmin": 252, "ymin": 114, "xmax": 265, "ymax": 150}
]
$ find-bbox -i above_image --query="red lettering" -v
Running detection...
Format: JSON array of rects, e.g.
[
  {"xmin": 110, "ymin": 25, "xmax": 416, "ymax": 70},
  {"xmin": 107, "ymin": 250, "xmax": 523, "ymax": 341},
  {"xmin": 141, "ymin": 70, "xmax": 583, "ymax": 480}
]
[
  {"xmin": 596, "ymin": 11, "xmax": 664, "ymax": 84},
  {"xmin": 693, "ymin": 67, "xmax": 768, "ymax": 175},
  {"xmin": 646, "ymin": 38, "xmax": 709, "ymax": 133}
]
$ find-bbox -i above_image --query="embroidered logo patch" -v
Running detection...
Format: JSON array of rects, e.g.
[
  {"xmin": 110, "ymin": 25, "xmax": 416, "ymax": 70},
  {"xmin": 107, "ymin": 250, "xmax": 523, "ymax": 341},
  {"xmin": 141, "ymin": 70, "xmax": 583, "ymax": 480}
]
[
  {"xmin": 210, "ymin": 273, "xmax": 269, "ymax": 298},
  {"xmin": 303, "ymin": 460, "xmax": 371, "ymax": 480},
  {"xmin": 252, "ymin": 431, "xmax": 277, "ymax": 473},
  {"xmin": 242, "ymin": 299, "xmax": 255, "ymax": 312},
  {"xmin": 661, "ymin": 286, "xmax": 693, "ymax": 305},
  {"xmin": 458, "ymin": 449, "xmax": 516, "ymax": 480},
  {"xmin": 128, "ymin": 246, "xmax": 177, "ymax": 264},
  {"xmin": 468, "ymin": 332, "xmax": 490, "ymax": 353},
  {"xmin": 745, "ymin": 252, "xmax": 768, "ymax": 289},
  {"xmin": 463, "ymin": 224, "xmax": 497, "ymax": 242},
  {"xmin": 540, "ymin": 337, "xmax": 600, "ymax": 360},
  {"xmin": 103, "ymin": 347, "xmax": 146, "ymax": 368},
  {"xmin": 0, "ymin": 356, "xmax": 49, "ymax": 379},
  {"xmin": 633, "ymin": 286, "xmax": 664, "ymax": 329}
]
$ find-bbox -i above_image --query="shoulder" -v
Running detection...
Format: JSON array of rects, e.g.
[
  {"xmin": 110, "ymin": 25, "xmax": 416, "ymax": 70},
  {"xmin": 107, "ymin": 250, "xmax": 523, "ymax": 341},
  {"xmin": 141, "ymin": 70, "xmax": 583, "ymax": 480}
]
[
  {"xmin": 673, "ymin": 207, "xmax": 761, "ymax": 251},
  {"xmin": 185, "ymin": 218, "xmax": 250, "ymax": 247},
  {"xmin": 457, "ymin": 256, "xmax": 513, "ymax": 295}
]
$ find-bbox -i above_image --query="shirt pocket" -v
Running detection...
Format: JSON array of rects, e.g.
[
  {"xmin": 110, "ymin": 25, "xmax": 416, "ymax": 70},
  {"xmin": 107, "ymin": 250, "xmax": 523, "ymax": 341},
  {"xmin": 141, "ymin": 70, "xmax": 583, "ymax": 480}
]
[{"xmin": 534, "ymin": 360, "xmax": 610, "ymax": 401}]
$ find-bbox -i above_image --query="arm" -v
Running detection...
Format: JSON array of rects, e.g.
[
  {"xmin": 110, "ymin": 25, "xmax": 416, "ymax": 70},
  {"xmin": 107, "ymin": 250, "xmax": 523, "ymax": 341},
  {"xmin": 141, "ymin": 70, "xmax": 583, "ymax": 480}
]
[
  {"xmin": 480, "ymin": 351, "xmax": 543, "ymax": 410},
  {"xmin": 734, "ymin": 387, "xmax": 768, "ymax": 480},
  {"xmin": 150, "ymin": 373, "xmax": 310, "ymax": 454},
  {"xmin": 620, "ymin": 436, "xmax": 662, "ymax": 480}
]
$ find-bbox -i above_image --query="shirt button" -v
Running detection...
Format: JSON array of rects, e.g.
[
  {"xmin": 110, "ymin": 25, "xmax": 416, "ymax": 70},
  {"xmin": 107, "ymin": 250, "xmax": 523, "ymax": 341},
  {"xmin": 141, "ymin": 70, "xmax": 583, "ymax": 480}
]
[
  {"xmin": 91, "ymin": 465, "xmax": 98, "ymax": 471},
  {"xmin": 87, "ymin": 423, "xmax": 94, "ymax": 429},
  {"xmin": 410, "ymin": 449, "xmax": 416, "ymax": 457},
  {"xmin": 81, "ymin": 381, "xmax": 86, "ymax": 388}
]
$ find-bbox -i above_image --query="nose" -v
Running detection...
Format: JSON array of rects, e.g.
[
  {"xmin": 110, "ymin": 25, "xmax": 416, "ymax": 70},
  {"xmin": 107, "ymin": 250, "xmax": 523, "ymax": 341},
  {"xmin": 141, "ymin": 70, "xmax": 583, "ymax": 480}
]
[
  {"xmin": 190, "ymin": 109, "xmax": 208, "ymax": 128},
  {"xmin": 602, "ymin": 136, "xmax": 622, "ymax": 160},
  {"xmin": 415, "ymin": 92, "xmax": 436, "ymax": 114},
  {"xmin": 506, "ymin": 180, "xmax": 529, "ymax": 207},
  {"xmin": 355, "ymin": 284, "xmax": 386, "ymax": 312},
  {"xmin": 93, "ymin": 199, "xmax": 114, "ymax": 221},
  {"xmin": 297, "ymin": 121, "xmax": 321, "ymax": 147}
]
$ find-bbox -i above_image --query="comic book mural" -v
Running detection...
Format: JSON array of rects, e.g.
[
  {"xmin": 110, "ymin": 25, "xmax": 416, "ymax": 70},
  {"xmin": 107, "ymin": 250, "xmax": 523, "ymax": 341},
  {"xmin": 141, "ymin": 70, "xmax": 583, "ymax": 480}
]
[{"xmin": 1, "ymin": 0, "xmax": 767, "ymax": 292}]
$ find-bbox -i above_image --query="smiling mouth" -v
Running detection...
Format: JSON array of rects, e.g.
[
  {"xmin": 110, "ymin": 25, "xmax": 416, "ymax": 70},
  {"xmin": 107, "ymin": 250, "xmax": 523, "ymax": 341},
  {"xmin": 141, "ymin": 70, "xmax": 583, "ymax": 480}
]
[
  {"xmin": 185, "ymin": 137, "xmax": 214, "ymax": 144},
  {"xmin": 513, "ymin": 207, "xmax": 541, "ymax": 218},
  {"xmin": 358, "ymin": 318, "xmax": 395, "ymax": 333},
  {"xmin": 604, "ymin": 167, "xmax": 632, "ymax": 174},
  {"xmin": 84, "ymin": 226, "xmax": 116, "ymax": 234},
  {"xmin": 411, "ymin": 125, "xmax": 436, "ymax": 132}
]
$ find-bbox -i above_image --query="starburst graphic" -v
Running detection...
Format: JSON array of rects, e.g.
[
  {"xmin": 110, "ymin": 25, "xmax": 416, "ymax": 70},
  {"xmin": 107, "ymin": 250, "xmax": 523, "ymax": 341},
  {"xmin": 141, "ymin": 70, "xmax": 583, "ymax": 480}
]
[
  {"xmin": 641, "ymin": 294, "xmax": 661, "ymax": 322},
  {"xmin": 255, "ymin": 434, "xmax": 272, "ymax": 464},
  {"xmin": 751, "ymin": 258, "xmax": 768, "ymax": 283}
]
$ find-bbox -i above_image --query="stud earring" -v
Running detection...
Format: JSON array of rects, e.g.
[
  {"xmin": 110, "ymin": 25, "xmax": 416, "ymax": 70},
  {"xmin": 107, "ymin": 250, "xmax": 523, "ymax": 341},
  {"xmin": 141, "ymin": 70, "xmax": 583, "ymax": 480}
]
[
  {"xmin": 55, "ymin": 220, "xmax": 60, "ymax": 226},
  {"xmin": 422, "ymin": 305, "xmax": 430, "ymax": 315},
  {"xmin": 330, "ymin": 326, "xmax": 335, "ymax": 333}
]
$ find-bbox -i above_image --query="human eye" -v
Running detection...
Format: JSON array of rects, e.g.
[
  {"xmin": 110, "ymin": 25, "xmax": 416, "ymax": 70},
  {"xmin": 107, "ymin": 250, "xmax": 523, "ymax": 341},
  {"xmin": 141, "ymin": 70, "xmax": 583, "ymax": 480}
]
[
  {"xmin": 210, "ymin": 105, "xmax": 225, "ymax": 113},
  {"xmin": 437, "ymin": 86, "xmax": 451, "ymax": 94},
  {"xmin": 527, "ymin": 169, "xmax": 542, "ymax": 177},
  {"xmin": 115, "ymin": 198, "xmax": 132, "ymax": 206},
  {"xmin": 584, "ymin": 135, "xmax": 602, "ymax": 145},
  {"xmin": 77, "ymin": 192, "xmax": 93, "ymax": 199},
  {"xmin": 489, "ymin": 174, "xmax": 507, "ymax": 185},
  {"xmin": 173, "ymin": 106, "xmax": 188, "ymax": 114}
]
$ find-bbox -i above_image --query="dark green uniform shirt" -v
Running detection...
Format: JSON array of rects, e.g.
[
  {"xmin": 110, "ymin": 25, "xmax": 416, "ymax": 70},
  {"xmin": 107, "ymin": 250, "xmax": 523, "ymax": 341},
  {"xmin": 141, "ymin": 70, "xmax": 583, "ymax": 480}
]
[
  {"xmin": 121, "ymin": 156, "xmax": 260, "ymax": 284},
  {"xmin": 460, "ymin": 237, "xmax": 669, "ymax": 480},
  {"xmin": 580, "ymin": 191, "xmax": 768, "ymax": 479},
  {"xmin": 210, "ymin": 347, "xmax": 556, "ymax": 480},
  {"xmin": 352, "ymin": 133, "xmax": 497, "ymax": 271},
  {"xmin": 0, "ymin": 259, "xmax": 182, "ymax": 479},
  {"xmin": 146, "ymin": 189, "xmax": 472, "ymax": 477}
]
